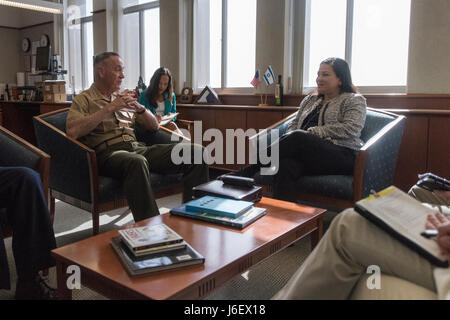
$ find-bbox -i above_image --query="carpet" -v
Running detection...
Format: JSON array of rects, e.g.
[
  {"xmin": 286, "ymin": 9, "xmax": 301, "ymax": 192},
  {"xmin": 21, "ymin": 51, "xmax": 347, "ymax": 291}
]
[{"xmin": 0, "ymin": 194, "xmax": 322, "ymax": 300}]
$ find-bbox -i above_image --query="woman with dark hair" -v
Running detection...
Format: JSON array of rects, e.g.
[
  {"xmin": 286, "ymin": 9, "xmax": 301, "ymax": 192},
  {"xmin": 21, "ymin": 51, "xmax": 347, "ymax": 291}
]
[
  {"xmin": 139, "ymin": 67, "xmax": 181, "ymax": 134},
  {"xmin": 270, "ymin": 57, "xmax": 367, "ymax": 199}
]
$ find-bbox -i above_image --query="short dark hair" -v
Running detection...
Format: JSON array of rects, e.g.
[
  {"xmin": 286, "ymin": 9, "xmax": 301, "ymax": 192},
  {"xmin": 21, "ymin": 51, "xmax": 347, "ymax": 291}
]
[
  {"xmin": 320, "ymin": 57, "xmax": 357, "ymax": 94},
  {"xmin": 93, "ymin": 52, "xmax": 120, "ymax": 67}
]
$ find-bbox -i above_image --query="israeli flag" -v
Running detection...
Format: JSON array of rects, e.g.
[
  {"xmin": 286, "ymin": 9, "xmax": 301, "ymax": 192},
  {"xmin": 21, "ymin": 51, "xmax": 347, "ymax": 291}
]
[{"xmin": 263, "ymin": 65, "xmax": 275, "ymax": 86}]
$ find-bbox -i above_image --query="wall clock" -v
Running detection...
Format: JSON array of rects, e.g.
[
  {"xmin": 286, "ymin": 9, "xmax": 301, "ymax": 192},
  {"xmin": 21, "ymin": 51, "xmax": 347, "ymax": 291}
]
[
  {"xmin": 180, "ymin": 87, "xmax": 193, "ymax": 103},
  {"xmin": 40, "ymin": 34, "xmax": 50, "ymax": 47},
  {"xmin": 22, "ymin": 38, "xmax": 31, "ymax": 52}
]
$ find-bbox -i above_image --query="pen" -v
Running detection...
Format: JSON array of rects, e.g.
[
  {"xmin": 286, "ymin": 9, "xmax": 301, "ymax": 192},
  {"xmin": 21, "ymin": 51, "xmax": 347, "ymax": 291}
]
[{"xmin": 421, "ymin": 229, "xmax": 438, "ymax": 239}]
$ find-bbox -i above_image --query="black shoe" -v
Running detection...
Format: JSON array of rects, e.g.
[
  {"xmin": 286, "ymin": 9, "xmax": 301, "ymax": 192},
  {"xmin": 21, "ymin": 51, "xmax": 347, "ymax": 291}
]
[{"xmin": 15, "ymin": 275, "xmax": 56, "ymax": 300}]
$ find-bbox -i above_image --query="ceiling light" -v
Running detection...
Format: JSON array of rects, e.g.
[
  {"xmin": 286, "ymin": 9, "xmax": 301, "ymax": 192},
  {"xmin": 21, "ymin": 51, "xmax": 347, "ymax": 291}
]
[{"xmin": 0, "ymin": 0, "xmax": 63, "ymax": 14}]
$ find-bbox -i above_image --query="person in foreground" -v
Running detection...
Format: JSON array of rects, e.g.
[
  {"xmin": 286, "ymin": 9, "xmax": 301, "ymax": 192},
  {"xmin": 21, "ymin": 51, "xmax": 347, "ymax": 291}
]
[
  {"xmin": 0, "ymin": 167, "xmax": 56, "ymax": 300},
  {"xmin": 269, "ymin": 57, "xmax": 367, "ymax": 199},
  {"xmin": 139, "ymin": 67, "xmax": 183, "ymax": 135},
  {"xmin": 273, "ymin": 207, "xmax": 450, "ymax": 300},
  {"xmin": 66, "ymin": 52, "xmax": 209, "ymax": 222}
]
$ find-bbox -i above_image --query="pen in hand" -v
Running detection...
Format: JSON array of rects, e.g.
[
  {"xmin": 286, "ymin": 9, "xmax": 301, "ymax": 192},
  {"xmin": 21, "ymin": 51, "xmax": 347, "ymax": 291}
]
[{"xmin": 421, "ymin": 229, "xmax": 438, "ymax": 239}]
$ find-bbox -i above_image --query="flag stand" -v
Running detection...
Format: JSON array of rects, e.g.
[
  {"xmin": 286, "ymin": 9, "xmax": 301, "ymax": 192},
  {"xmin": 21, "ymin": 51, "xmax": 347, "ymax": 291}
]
[{"xmin": 258, "ymin": 94, "xmax": 268, "ymax": 107}]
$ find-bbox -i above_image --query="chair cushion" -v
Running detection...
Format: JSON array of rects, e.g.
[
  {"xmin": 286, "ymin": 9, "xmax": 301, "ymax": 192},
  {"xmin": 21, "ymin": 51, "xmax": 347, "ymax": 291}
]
[{"xmin": 296, "ymin": 175, "xmax": 354, "ymax": 201}]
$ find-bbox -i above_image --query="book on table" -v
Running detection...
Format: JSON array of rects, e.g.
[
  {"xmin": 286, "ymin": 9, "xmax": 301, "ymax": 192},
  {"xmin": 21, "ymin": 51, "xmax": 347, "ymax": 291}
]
[
  {"xmin": 170, "ymin": 204, "xmax": 266, "ymax": 229},
  {"xmin": 354, "ymin": 186, "xmax": 449, "ymax": 267},
  {"xmin": 131, "ymin": 241, "xmax": 187, "ymax": 257},
  {"xmin": 185, "ymin": 195, "xmax": 254, "ymax": 219},
  {"xmin": 118, "ymin": 224, "xmax": 184, "ymax": 253},
  {"xmin": 110, "ymin": 237, "xmax": 204, "ymax": 276},
  {"xmin": 192, "ymin": 179, "xmax": 262, "ymax": 202}
]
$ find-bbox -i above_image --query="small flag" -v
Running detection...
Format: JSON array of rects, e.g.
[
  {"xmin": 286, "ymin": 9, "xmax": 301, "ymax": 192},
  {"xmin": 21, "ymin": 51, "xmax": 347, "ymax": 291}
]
[
  {"xmin": 263, "ymin": 65, "xmax": 275, "ymax": 86},
  {"xmin": 251, "ymin": 70, "xmax": 261, "ymax": 88}
]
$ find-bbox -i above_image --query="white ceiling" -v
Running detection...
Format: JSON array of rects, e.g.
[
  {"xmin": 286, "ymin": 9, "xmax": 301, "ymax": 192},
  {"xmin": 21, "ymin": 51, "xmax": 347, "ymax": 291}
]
[{"xmin": 0, "ymin": 6, "xmax": 54, "ymax": 29}]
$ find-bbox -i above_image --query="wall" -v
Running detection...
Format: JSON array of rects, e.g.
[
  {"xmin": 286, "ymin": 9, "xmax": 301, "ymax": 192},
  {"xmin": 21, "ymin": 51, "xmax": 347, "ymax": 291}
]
[
  {"xmin": 0, "ymin": 28, "xmax": 21, "ymax": 84},
  {"xmin": 20, "ymin": 22, "xmax": 55, "ymax": 70},
  {"xmin": 255, "ymin": 0, "xmax": 285, "ymax": 94},
  {"xmin": 407, "ymin": 0, "xmax": 450, "ymax": 94},
  {"xmin": 160, "ymin": 0, "xmax": 181, "ymax": 92}
]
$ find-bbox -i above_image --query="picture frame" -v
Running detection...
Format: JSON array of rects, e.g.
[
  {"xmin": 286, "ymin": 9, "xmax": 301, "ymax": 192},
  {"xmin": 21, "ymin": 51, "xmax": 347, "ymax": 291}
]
[{"xmin": 193, "ymin": 85, "xmax": 221, "ymax": 104}]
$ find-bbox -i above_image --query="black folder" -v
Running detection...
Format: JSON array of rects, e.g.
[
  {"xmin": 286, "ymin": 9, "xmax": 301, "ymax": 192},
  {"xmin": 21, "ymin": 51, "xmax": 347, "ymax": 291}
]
[{"xmin": 192, "ymin": 180, "xmax": 262, "ymax": 203}]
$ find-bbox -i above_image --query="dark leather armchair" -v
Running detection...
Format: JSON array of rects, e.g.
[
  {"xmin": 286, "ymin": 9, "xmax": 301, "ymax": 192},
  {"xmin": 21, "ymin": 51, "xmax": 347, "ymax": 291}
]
[
  {"xmin": 0, "ymin": 126, "xmax": 51, "ymax": 236},
  {"xmin": 33, "ymin": 108, "xmax": 184, "ymax": 235},
  {"xmin": 246, "ymin": 107, "xmax": 406, "ymax": 211}
]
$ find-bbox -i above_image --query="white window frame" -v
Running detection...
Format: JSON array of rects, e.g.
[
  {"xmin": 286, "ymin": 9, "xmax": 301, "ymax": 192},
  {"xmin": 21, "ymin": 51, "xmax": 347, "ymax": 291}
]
[
  {"xmin": 301, "ymin": 0, "xmax": 409, "ymax": 94},
  {"xmin": 192, "ymin": 0, "xmax": 257, "ymax": 94},
  {"xmin": 121, "ymin": 0, "xmax": 160, "ymax": 82},
  {"xmin": 67, "ymin": 15, "xmax": 93, "ymax": 90}
]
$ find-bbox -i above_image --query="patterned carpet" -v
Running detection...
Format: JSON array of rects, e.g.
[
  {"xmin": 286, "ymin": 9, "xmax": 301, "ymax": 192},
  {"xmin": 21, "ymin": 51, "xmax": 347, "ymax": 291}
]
[{"xmin": 0, "ymin": 193, "xmax": 327, "ymax": 300}]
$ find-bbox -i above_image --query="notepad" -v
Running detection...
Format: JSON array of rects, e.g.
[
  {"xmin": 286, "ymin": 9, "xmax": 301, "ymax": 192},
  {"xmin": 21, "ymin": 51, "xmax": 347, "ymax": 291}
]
[{"xmin": 355, "ymin": 186, "xmax": 448, "ymax": 267}]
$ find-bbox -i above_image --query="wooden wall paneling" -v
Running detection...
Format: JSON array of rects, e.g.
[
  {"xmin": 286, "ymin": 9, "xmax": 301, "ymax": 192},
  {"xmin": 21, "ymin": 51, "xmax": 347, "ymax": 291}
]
[
  {"xmin": 282, "ymin": 110, "xmax": 297, "ymax": 119},
  {"xmin": 246, "ymin": 110, "xmax": 283, "ymax": 131},
  {"xmin": 366, "ymin": 95, "xmax": 450, "ymax": 110},
  {"xmin": 393, "ymin": 115, "xmax": 429, "ymax": 191},
  {"xmin": 214, "ymin": 110, "xmax": 247, "ymax": 171},
  {"xmin": 176, "ymin": 106, "xmax": 216, "ymax": 143},
  {"xmin": 427, "ymin": 116, "xmax": 450, "ymax": 179}
]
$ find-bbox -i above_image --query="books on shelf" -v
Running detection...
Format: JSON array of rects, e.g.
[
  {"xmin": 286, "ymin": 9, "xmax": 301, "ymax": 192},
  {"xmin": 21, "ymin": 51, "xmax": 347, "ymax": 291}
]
[
  {"xmin": 185, "ymin": 196, "xmax": 254, "ymax": 219},
  {"xmin": 170, "ymin": 204, "xmax": 266, "ymax": 229},
  {"xmin": 354, "ymin": 186, "xmax": 448, "ymax": 267},
  {"xmin": 118, "ymin": 224, "xmax": 183, "ymax": 253},
  {"xmin": 110, "ymin": 237, "xmax": 204, "ymax": 276}
]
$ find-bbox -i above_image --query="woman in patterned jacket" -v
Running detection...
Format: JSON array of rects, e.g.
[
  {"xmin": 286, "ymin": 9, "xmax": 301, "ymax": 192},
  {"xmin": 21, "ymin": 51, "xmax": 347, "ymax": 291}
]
[{"xmin": 271, "ymin": 57, "xmax": 367, "ymax": 199}]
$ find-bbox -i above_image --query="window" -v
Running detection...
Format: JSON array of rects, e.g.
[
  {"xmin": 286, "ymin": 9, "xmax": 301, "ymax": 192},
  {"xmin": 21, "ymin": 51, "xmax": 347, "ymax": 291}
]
[
  {"xmin": 66, "ymin": 0, "xmax": 94, "ymax": 93},
  {"xmin": 119, "ymin": 0, "xmax": 160, "ymax": 90},
  {"xmin": 303, "ymin": 0, "xmax": 411, "ymax": 92},
  {"xmin": 193, "ymin": 0, "xmax": 257, "ymax": 91}
]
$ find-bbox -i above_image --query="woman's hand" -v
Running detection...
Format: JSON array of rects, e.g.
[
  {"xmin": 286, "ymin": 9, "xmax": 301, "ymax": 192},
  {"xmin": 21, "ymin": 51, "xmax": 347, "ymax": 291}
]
[
  {"xmin": 426, "ymin": 212, "xmax": 450, "ymax": 263},
  {"xmin": 156, "ymin": 115, "xmax": 162, "ymax": 123}
]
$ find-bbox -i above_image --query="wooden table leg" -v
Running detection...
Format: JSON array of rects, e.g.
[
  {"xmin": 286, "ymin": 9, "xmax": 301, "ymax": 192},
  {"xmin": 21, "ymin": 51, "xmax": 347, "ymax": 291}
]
[
  {"xmin": 56, "ymin": 261, "xmax": 72, "ymax": 300},
  {"xmin": 310, "ymin": 215, "xmax": 323, "ymax": 250}
]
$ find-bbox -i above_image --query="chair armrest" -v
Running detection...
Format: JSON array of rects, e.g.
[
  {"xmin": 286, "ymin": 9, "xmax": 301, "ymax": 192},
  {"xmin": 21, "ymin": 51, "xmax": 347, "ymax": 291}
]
[
  {"xmin": 0, "ymin": 126, "xmax": 50, "ymax": 197},
  {"xmin": 33, "ymin": 116, "xmax": 96, "ymax": 203},
  {"xmin": 247, "ymin": 112, "xmax": 298, "ymax": 163},
  {"xmin": 353, "ymin": 115, "xmax": 406, "ymax": 200}
]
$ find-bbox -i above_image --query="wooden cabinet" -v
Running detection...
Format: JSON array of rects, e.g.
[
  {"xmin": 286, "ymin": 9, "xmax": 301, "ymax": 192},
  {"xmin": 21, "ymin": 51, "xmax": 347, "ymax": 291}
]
[{"xmin": 0, "ymin": 101, "xmax": 71, "ymax": 145}]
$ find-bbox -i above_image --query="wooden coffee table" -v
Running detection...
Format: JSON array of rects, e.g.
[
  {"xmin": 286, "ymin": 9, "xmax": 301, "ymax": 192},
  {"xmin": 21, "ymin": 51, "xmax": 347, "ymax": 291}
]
[{"xmin": 52, "ymin": 197, "xmax": 325, "ymax": 300}]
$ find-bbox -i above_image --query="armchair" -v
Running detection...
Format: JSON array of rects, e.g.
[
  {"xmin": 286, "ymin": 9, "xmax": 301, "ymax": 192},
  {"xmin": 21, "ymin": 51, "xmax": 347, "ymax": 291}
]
[
  {"xmin": 33, "ymin": 108, "xmax": 184, "ymax": 235},
  {"xmin": 0, "ymin": 126, "xmax": 51, "ymax": 236},
  {"xmin": 246, "ymin": 107, "xmax": 406, "ymax": 210}
]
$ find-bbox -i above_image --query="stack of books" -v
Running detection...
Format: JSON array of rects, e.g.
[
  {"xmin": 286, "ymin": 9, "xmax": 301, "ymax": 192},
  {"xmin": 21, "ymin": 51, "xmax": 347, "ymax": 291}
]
[
  {"xmin": 110, "ymin": 223, "xmax": 205, "ymax": 276},
  {"xmin": 170, "ymin": 195, "xmax": 267, "ymax": 229}
]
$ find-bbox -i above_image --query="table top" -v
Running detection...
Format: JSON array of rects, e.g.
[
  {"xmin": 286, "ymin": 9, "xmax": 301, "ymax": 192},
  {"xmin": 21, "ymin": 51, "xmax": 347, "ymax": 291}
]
[{"xmin": 52, "ymin": 197, "xmax": 325, "ymax": 300}]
